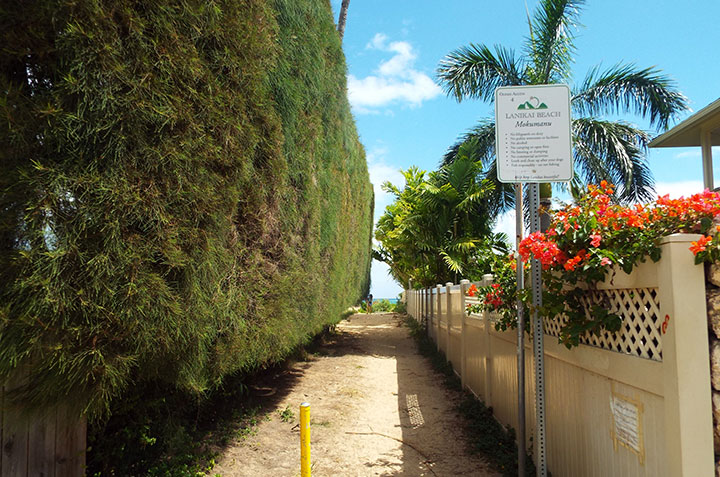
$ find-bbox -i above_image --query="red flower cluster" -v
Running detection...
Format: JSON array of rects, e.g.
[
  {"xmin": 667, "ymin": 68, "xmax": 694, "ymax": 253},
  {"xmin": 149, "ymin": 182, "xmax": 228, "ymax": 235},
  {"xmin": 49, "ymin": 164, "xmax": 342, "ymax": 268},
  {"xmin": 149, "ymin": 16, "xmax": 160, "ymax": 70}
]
[
  {"xmin": 484, "ymin": 283, "xmax": 503, "ymax": 308},
  {"xmin": 466, "ymin": 283, "xmax": 478, "ymax": 297},
  {"xmin": 563, "ymin": 250, "xmax": 587, "ymax": 271},
  {"xmin": 690, "ymin": 235, "xmax": 713, "ymax": 255},
  {"xmin": 518, "ymin": 183, "xmax": 720, "ymax": 268},
  {"xmin": 518, "ymin": 231, "xmax": 566, "ymax": 269}
]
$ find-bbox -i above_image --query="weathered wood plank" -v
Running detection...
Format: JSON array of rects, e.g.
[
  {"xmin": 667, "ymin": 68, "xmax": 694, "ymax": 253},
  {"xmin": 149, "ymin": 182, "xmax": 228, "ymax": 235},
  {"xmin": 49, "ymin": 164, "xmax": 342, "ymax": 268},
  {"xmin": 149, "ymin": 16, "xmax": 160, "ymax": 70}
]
[
  {"xmin": 1, "ymin": 386, "xmax": 4, "ymax": 473},
  {"xmin": 1, "ymin": 406, "xmax": 29, "ymax": 477},
  {"xmin": 28, "ymin": 407, "xmax": 56, "ymax": 477},
  {"xmin": 2, "ymin": 374, "xmax": 29, "ymax": 477},
  {"xmin": 54, "ymin": 407, "xmax": 86, "ymax": 477}
]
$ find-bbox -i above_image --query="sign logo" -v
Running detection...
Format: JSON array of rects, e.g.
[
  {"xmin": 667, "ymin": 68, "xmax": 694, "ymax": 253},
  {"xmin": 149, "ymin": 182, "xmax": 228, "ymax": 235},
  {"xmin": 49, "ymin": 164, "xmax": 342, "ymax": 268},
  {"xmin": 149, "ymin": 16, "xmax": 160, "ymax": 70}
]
[{"xmin": 517, "ymin": 96, "xmax": 548, "ymax": 110}]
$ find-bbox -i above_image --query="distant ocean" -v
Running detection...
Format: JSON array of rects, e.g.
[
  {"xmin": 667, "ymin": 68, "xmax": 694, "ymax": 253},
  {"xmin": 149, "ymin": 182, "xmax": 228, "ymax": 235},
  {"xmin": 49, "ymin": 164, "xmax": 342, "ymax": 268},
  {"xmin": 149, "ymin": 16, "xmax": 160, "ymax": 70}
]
[{"xmin": 373, "ymin": 298, "xmax": 399, "ymax": 304}]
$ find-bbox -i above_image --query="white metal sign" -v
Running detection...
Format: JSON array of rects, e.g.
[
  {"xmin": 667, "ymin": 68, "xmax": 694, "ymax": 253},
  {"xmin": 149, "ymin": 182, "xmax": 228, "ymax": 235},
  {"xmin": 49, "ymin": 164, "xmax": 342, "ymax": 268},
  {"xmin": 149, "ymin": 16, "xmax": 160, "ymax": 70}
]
[{"xmin": 495, "ymin": 84, "xmax": 573, "ymax": 183}]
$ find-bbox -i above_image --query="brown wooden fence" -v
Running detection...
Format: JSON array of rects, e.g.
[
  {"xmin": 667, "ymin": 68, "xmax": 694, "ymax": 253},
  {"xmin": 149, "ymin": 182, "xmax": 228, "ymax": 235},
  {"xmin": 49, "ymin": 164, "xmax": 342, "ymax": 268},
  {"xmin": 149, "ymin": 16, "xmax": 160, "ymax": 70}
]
[{"xmin": 1, "ymin": 390, "xmax": 86, "ymax": 476}]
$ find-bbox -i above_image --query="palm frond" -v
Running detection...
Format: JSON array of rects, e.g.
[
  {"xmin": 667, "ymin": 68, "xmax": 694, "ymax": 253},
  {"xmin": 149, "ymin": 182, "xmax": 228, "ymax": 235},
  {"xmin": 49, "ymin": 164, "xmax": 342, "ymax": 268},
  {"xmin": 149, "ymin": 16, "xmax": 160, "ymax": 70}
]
[
  {"xmin": 380, "ymin": 181, "xmax": 401, "ymax": 196},
  {"xmin": 456, "ymin": 190, "xmax": 485, "ymax": 212},
  {"xmin": 437, "ymin": 44, "xmax": 526, "ymax": 102},
  {"xmin": 572, "ymin": 117, "xmax": 654, "ymax": 202},
  {"xmin": 480, "ymin": 161, "xmax": 516, "ymax": 217},
  {"xmin": 441, "ymin": 120, "xmax": 496, "ymax": 167},
  {"xmin": 572, "ymin": 63, "xmax": 689, "ymax": 130},
  {"xmin": 525, "ymin": 0, "xmax": 584, "ymax": 83},
  {"xmin": 449, "ymin": 238, "xmax": 478, "ymax": 253},
  {"xmin": 440, "ymin": 251, "xmax": 463, "ymax": 274}
]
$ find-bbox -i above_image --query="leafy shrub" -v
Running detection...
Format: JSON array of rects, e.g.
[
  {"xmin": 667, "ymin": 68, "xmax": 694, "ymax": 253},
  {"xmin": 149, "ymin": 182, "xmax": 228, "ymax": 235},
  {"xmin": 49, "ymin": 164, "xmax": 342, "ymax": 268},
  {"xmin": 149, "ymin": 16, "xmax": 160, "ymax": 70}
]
[
  {"xmin": 0, "ymin": 0, "xmax": 372, "ymax": 419},
  {"xmin": 372, "ymin": 299, "xmax": 395, "ymax": 312}
]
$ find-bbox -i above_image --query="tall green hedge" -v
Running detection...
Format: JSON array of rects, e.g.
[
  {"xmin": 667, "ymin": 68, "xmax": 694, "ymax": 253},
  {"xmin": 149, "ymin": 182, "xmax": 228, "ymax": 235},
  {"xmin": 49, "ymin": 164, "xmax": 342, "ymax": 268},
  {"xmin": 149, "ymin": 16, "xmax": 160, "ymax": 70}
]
[{"xmin": 0, "ymin": 0, "xmax": 372, "ymax": 419}]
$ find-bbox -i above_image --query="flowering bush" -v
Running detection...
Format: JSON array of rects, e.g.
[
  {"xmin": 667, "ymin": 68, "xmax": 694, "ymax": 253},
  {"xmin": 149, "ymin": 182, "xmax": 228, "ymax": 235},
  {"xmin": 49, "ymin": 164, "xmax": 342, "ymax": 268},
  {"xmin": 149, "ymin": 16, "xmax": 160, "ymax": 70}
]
[{"xmin": 467, "ymin": 182, "xmax": 720, "ymax": 346}]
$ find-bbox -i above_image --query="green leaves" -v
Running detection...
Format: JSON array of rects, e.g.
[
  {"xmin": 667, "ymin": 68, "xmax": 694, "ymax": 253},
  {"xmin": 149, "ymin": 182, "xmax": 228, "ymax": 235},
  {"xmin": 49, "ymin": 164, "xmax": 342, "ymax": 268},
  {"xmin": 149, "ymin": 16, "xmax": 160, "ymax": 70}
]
[{"xmin": 374, "ymin": 157, "xmax": 503, "ymax": 287}]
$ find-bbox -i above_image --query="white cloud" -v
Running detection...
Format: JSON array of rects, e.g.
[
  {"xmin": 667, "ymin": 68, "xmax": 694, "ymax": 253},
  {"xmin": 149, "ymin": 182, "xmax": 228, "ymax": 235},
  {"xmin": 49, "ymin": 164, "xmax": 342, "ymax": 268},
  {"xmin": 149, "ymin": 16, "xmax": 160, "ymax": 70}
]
[
  {"xmin": 366, "ymin": 33, "xmax": 388, "ymax": 50},
  {"xmin": 348, "ymin": 34, "xmax": 441, "ymax": 113},
  {"xmin": 674, "ymin": 150, "xmax": 701, "ymax": 159},
  {"xmin": 654, "ymin": 180, "xmax": 705, "ymax": 198},
  {"xmin": 366, "ymin": 147, "xmax": 405, "ymax": 221},
  {"xmin": 673, "ymin": 146, "xmax": 720, "ymax": 159}
]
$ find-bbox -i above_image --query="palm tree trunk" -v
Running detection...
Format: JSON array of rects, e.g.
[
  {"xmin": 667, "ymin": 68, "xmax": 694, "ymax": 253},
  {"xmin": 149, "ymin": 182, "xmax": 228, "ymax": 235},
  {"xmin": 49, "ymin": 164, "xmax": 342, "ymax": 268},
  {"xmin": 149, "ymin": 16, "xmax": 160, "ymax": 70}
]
[{"xmin": 337, "ymin": 0, "xmax": 350, "ymax": 41}]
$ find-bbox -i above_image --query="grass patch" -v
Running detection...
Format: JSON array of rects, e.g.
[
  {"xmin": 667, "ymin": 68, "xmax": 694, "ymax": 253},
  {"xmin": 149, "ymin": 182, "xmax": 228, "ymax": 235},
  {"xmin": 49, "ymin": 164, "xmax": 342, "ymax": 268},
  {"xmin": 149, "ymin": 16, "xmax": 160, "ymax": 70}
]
[
  {"xmin": 403, "ymin": 315, "xmax": 538, "ymax": 477},
  {"xmin": 278, "ymin": 406, "xmax": 295, "ymax": 423}
]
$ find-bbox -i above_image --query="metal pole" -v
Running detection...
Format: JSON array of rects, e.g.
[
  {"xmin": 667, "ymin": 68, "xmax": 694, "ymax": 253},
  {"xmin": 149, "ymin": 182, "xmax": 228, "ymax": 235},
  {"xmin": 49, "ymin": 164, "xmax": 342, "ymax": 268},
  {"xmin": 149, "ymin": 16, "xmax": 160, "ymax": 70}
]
[
  {"xmin": 529, "ymin": 183, "xmax": 547, "ymax": 477},
  {"xmin": 515, "ymin": 183, "xmax": 526, "ymax": 477}
]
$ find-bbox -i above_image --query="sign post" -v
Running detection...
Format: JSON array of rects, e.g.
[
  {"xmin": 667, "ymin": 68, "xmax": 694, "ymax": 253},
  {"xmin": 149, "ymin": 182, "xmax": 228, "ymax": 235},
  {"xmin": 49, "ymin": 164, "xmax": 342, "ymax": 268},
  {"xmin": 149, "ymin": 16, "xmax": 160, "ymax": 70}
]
[{"xmin": 495, "ymin": 84, "xmax": 572, "ymax": 477}]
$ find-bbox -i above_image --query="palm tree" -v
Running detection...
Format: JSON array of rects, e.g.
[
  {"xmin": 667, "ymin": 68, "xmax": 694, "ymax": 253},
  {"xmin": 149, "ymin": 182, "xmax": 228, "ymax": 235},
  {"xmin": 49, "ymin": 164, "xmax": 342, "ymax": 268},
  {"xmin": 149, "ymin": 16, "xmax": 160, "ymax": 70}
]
[{"xmin": 436, "ymin": 0, "xmax": 688, "ymax": 204}]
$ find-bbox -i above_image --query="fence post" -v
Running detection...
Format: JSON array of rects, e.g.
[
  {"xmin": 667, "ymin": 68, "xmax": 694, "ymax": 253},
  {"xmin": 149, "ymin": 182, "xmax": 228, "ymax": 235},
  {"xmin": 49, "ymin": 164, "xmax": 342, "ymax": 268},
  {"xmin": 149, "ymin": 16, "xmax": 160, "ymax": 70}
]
[
  {"xmin": 426, "ymin": 287, "xmax": 430, "ymax": 332},
  {"xmin": 429, "ymin": 286, "xmax": 433, "ymax": 345},
  {"xmin": 482, "ymin": 274, "xmax": 494, "ymax": 405},
  {"xmin": 436, "ymin": 284, "xmax": 443, "ymax": 352},
  {"xmin": 460, "ymin": 279, "xmax": 470, "ymax": 389},
  {"xmin": 419, "ymin": 288, "xmax": 423, "ymax": 324},
  {"xmin": 446, "ymin": 282, "xmax": 453, "ymax": 363},
  {"xmin": 658, "ymin": 234, "xmax": 713, "ymax": 476}
]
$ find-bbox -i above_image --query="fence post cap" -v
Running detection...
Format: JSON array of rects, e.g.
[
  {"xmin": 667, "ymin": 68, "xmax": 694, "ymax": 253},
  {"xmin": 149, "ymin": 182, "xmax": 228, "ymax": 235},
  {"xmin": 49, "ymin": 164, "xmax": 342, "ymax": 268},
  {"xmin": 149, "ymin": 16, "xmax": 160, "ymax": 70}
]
[
  {"xmin": 482, "ymin": 273, "xmax": 494, "ymax": 281},
  {"xmin": 460, "ymin": 279, "xmax": 470, "ymax": 284}
]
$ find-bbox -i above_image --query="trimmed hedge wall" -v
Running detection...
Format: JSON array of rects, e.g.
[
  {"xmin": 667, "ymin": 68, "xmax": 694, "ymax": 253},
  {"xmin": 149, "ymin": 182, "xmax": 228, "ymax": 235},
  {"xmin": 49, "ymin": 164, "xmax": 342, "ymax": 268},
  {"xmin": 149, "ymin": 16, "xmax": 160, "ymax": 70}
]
[{"xmin": 0, "ymin": 0, "xmax": 372, "ymax": 419}]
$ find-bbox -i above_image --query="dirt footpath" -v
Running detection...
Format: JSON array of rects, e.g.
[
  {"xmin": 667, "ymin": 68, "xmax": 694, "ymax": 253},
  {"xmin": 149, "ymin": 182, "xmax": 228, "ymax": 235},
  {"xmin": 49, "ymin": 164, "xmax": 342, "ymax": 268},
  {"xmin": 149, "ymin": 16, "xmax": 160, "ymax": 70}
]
[{"xmin": 211, "ymin": 313, "xmax": 498, "ymax": 477}]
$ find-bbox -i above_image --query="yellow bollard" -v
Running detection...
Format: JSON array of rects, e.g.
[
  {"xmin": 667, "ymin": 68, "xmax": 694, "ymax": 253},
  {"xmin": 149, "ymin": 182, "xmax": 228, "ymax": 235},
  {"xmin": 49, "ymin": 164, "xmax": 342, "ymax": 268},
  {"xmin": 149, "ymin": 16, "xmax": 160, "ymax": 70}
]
[{"xmin": 300, "ymin": 402, "xmax": 311, "ymax": 477}]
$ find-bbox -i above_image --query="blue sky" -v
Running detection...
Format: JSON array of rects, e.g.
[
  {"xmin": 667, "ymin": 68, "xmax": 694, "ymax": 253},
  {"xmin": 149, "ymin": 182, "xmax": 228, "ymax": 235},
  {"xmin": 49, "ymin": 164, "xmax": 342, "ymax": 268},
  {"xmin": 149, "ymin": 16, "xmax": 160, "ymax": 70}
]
[{"xmin": 330, "ymin": 0, "xmax": 720, "ymax": 298}]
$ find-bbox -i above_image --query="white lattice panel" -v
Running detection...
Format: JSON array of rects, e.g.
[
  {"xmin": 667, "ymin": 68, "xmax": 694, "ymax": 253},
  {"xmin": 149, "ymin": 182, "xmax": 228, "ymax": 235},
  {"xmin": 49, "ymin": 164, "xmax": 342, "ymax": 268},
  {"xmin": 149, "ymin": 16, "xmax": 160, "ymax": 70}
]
[{"xmin": 543, "ymin": 287, "xmax": 663, "ymax": 361}]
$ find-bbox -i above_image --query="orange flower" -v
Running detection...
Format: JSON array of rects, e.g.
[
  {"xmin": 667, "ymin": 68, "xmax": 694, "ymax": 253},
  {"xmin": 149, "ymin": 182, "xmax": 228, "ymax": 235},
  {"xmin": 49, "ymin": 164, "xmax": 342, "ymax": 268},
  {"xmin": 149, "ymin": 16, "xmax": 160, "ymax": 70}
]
[{"xmin": 690, "ymin": 235, "xmax": 713, "ymax": 255}]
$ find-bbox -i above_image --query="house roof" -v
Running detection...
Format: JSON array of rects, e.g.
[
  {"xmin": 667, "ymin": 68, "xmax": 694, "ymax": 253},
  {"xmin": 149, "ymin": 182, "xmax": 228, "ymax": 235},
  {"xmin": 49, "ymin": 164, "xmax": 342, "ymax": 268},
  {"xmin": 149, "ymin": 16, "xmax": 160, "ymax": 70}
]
[{"xmin": 649, "ymin": 98, "xmax": 720, "ymax": 148}]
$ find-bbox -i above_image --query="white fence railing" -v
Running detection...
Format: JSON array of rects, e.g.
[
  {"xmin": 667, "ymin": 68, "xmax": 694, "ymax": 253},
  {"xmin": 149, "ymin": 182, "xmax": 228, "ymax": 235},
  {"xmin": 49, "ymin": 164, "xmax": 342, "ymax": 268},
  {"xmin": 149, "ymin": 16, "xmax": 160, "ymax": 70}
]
[{"xmin": 406, "ymin": 234, "xmax": 713, "ymax": 477}]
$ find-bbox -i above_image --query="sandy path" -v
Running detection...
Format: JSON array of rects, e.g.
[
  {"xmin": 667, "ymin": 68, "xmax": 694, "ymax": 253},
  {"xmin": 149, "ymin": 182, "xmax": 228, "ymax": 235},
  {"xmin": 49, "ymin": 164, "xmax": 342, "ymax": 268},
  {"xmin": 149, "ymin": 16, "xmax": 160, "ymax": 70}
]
[{"xmin": 211, "ymin": 313, "xmax": 498, "ymax": 476}]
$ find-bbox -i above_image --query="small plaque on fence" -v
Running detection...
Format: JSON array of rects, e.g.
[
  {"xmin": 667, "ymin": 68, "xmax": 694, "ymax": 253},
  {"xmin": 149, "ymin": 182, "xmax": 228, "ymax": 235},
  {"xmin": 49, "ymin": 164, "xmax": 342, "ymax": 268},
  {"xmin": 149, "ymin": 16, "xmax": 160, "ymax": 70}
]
[{"xmin": 610, "ymin": 391, "xmax": 645, "ymax": 464}]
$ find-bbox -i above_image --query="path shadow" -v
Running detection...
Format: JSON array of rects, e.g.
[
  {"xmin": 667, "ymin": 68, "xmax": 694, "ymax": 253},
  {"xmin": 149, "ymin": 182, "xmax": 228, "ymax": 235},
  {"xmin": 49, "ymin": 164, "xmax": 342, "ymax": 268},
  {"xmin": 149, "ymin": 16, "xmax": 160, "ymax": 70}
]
[{"xmin": 355, "ymin": 312, "xmax": 495, "ymax": 476}]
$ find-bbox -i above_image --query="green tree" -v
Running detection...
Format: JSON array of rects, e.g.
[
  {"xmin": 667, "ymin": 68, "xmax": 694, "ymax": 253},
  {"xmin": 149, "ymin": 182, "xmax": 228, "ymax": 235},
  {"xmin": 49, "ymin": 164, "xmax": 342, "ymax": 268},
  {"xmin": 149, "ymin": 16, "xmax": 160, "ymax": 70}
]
[
  {"xmin": 374, "ymin": 149, "xmax": 508, "ymax": 287},
  {"xmin": 437, "ymin": 0, "xmax": 688, "ymax": 204}
]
